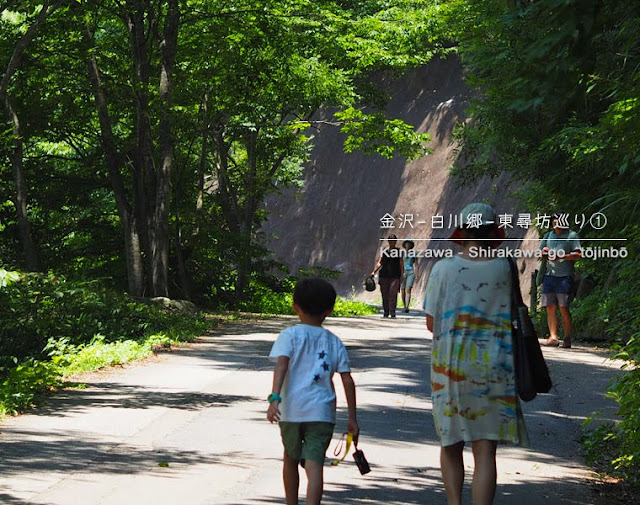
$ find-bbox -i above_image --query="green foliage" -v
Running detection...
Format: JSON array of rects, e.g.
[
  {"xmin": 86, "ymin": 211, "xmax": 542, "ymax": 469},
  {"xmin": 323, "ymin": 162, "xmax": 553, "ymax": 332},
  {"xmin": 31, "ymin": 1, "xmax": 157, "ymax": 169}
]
[
  {"xmin": 0, "ymin": 269, "xmax": 20, "ymax": 287},
  {"xmin": 1, "ymin": 0, "xmax": 452, "ymax": 303},
  {"xmin": 583, "ymin": 365, "xmax": 640, "ymax": 485},
  {"xmin": 238, "ymin": 269, "xmax": 376, "ymax": 316},
  {"xmin": 336, "ymin": 107, "xmax": 432, "ymax": 160},
  {"xmin": 0, "ymin": 357, "xmax": 60, "ymax": 417},
  {"xmin": 450, "ymin": 0, "xmax": 640, "ymax": 227},
  {"xmin": 332, "ymin": 297, "xmax": 377, "ymax": 317},
  {"xmin": 0, "ymin": 271, "xmax": 208, "ymax": 418},
  {"xmin": 580, "ymin": 248, "xmax": 640, "ymax": 483},
  {"xmin": 0, "ymin": 271, "xmax": 207, "ymax": 365},
  {"xmin": 48, "ymin": 334, "xmax": 157, "ymax": 378},
  {"xmin": 0, "ymin": 273, "xmax": 150, "ymax": 362}
]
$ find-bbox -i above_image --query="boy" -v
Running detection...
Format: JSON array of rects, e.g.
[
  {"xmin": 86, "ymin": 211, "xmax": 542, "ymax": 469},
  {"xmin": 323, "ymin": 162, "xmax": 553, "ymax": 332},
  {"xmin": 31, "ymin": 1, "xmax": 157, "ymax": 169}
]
[{"xmin": 267, "ymin": 278, "xmax": 359, "ymax": 505}]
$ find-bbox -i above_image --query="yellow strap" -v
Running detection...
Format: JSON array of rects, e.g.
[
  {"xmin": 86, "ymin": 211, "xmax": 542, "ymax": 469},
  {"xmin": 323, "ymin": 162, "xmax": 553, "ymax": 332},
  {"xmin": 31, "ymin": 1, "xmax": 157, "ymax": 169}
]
[{"xmin": 330, "ymin": 432, "xmax": 353, "ymax": 466}]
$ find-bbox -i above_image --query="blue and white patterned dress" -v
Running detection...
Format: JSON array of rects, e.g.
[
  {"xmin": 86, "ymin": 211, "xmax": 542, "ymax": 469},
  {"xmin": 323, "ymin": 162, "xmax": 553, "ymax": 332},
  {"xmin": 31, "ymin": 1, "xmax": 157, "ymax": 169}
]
[{"xmin": 424, "ymin": 256, "xmax": 529, "ymax": 447}]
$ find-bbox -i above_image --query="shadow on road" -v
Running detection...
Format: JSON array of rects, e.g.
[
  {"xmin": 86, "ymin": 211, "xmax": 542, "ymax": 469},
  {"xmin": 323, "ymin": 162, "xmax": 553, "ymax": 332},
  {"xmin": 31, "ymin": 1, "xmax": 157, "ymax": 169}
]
[{"xmin": 0, "ymin": 316, "xmax": 625, "ymax": 505}]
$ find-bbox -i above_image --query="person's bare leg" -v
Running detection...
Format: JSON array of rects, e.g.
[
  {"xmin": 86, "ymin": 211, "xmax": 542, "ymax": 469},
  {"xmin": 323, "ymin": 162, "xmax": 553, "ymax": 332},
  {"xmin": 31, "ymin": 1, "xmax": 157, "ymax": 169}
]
[
  {"xmin": 545, "ymin": 305, "xmax": 559, "ymax": 342},
  {"xmin": 471, "ymin": 440, "xmax": 497, "ymax": 505},
  {"xmin": 406, "ymin": 287, "xmax": 412, "ymax": 309},
  {"xmin": 559, "ymin": 305, "xmax": 572, "ymax": 346},
  {"xmin": 303, "ymin": 459, "xmax": 323, "ymax": 505},
  {"xmin": 401, "ymin": 287, "xmax": 407, "ymax": 308},
  {"xmin": 440, "ymin": 442, "xmax": 465, "ymax": 505},
  {"xmin": 283, "ymin": 452, "xmax": 300, "ymax": 505}
]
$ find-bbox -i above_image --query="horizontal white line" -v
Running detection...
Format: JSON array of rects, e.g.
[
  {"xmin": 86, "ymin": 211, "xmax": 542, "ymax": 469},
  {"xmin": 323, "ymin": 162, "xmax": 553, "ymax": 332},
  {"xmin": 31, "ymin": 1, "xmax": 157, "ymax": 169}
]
[{"xmin": 380, "ymin": 238, "xmax": 628, "ymax": 241}]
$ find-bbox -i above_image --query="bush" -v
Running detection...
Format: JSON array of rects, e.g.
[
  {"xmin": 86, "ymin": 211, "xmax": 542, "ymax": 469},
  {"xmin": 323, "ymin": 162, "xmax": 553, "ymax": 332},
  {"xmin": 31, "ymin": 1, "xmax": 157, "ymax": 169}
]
[
  {"xmin": 0, "ymin": 357, "xmax": 61, "ymax": 417},
  {"xmin": 0, "ymin": 271, "xmax": 205, "ymax": 365},
  {"xmin": 580, "ymin": 247, "xmax": 640, "ymax": 484},
  {"xmin": 0, "ymin": 271, "xmax": 209, "ymax": 418}
]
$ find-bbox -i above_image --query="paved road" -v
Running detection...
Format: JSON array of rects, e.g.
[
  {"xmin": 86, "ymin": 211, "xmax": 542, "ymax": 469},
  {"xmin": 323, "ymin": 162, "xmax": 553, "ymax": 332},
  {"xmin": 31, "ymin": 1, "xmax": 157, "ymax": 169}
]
[{"xmin": 0, "ymin": 314, "xmax": 623, "ymax": 504}]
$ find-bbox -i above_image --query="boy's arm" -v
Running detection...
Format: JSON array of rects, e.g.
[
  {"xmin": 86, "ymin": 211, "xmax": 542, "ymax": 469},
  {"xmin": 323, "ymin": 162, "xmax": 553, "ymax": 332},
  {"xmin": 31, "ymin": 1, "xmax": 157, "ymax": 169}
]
[
  {"xmin": 267, "ymin": 356, "xmax": 289, "ymax": 423},
  {"xmin": 340, "ymin": 372, "xmax": 359, "ymax": 443}
]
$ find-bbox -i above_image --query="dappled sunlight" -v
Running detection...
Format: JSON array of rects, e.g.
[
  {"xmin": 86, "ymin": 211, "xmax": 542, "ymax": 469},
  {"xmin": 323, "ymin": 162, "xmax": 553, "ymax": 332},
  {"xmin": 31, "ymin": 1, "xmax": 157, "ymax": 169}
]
[{"xmin": 0, "ymin": 315, "xmax": 628, "ymax": 504}]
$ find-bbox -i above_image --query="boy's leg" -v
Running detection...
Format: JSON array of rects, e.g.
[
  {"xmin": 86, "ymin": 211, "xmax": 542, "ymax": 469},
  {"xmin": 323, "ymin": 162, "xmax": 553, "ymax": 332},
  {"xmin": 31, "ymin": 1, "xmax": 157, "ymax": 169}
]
[
  {"xmin": 440, "ymin": 441, "xmax": 464, "ymax": 505},
  {"xmin": 299, "ymin": 422, "xmax": 334, "ymax": 505},
  {"xmin": 406, "ymin": 286, "xmax": 412, "ymax": 310},
  {"xmin": 280, "ymin": 423, "xmax": 303, "ymax": 505},
  {"xmin": 283, "ymin": 451, "xmax": 300, "ymax": 505},
  {"xmin": 401, "ymin": 287, "xmax": 407, "ymax": 308},
  {"xmin": 303, "ymin": 460, "xmax": 323, "ymax": 505},
  {"xmin": 471, "ymin": 440, "xmax": 498, "ymax": 505}
]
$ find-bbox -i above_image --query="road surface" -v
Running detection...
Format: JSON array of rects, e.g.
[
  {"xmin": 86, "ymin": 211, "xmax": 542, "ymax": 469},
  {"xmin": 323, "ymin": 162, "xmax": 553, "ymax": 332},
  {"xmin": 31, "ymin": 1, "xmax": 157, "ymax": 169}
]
[{"xmin": 0, "ymin": 314, "xmax": 623, "ymax": 504}]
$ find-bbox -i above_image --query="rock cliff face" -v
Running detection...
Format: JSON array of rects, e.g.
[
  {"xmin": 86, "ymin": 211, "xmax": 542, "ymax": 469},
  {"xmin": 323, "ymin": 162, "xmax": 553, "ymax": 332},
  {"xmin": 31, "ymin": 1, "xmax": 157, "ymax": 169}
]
[{"xmin": 261, "ymin": 56, "xmax": 539, "ymax": 303}]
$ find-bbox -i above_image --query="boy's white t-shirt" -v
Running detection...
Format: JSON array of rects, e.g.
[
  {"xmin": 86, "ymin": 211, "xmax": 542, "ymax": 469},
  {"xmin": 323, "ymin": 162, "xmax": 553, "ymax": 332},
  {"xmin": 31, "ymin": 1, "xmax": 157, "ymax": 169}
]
[{"xmin": 269, "ymin": 324, "xmax": 351, "ymax": 423}]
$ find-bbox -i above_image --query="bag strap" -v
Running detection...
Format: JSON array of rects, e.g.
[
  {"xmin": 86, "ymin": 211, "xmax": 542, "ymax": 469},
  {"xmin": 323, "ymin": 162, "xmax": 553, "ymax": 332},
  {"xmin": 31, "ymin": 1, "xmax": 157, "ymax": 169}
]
[
  {"xmin": 540, "ymin": 231, "xmax": 550, "ymax": 248},
  {"xmin": 507, "ymin": 257, "xmax": 525, "ymax": 307},
  {"xmin": 331, "ymin": 432, "xmax": 353, "ymax": 466}
]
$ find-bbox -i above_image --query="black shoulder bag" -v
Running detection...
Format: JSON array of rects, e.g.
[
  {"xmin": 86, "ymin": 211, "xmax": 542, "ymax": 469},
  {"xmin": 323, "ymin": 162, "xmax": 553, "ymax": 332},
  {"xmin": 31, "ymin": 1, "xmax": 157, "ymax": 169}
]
[{"xmin": 507, "ymin": 258, "xmax": 552, "ymax": 401}]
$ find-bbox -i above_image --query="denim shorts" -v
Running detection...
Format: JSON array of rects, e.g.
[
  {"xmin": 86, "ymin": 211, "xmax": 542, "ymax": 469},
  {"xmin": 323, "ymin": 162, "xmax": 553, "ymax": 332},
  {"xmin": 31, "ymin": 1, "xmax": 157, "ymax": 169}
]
[
  {"xmin": 401, "ymin": 271, "xmax": 415, "ymax": 289},
  {"xmin": 541, "ymin": 275, "xmax": 573, "ymax": 307}
]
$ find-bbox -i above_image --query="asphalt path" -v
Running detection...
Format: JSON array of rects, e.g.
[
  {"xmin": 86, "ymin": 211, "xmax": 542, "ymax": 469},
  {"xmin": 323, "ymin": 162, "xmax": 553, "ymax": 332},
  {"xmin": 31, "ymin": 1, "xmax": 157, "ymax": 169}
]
[{"xmin": 0, "ymin": 314, "xmax": 623, "ymax": 504}]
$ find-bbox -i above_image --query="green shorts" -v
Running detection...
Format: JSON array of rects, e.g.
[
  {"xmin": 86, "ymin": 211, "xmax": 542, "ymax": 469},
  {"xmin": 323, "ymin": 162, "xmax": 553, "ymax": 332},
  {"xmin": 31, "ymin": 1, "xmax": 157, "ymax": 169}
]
[{"xmin": 279, "ymin": 422, "xmax": 335, "ymax": 464}]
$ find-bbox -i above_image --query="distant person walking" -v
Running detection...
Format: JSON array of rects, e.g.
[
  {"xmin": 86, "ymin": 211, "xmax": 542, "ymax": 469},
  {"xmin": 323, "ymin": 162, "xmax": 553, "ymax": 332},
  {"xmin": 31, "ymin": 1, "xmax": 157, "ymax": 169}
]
[
  {"xmin": 267, "ymin": 278, "xmax": 359, "ymax": 505},
  {"xmin": 371, "ymin": 234, "xmax": 403, "ymax": 318},
  {"xmin": 424, "ymin": 203, "xmax": 529, "ymax": 505},
  {"xmin": 401, "ymin": 239, "xmax": 417, "ymax": 313},
  {"xmin": 539, "ymin": 211, "xmax": 582, "ymax": 349}
]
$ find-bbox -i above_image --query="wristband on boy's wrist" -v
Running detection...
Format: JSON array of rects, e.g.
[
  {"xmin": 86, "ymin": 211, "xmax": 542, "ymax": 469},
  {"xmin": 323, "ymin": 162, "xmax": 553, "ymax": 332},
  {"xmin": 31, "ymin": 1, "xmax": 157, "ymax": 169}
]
[{"xmin": 267, "ymin": 393, "xmax": 282, "ymax": 403}]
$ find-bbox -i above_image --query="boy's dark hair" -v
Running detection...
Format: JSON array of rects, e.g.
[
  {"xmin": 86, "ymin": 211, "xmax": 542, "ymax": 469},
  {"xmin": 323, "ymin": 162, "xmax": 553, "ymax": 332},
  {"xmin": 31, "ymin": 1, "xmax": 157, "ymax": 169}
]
[{"xmin": 293, "ymin": 278, "xmax": 337, "ymax": 316}]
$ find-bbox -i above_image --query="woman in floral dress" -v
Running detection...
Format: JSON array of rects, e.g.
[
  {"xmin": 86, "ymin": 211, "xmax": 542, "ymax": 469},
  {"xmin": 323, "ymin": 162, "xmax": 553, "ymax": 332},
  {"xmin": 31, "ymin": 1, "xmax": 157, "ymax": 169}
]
[{"xmin": 424, "ymin": 203, "xmax": 528, "ymax": 505}]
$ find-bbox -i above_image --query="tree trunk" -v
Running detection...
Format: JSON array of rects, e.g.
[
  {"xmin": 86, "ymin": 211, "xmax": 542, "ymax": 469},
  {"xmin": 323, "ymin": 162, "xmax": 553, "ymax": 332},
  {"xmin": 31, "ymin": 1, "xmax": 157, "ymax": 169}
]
[
  {"xmin": 173, "ymin": 211, "xmax": 191, "ymax": 300},
  {"xmin": 125, "ymin": 5, "xmax": 157, "ymax": 295},
  {"xmin": 4, "ymin": 96, "xmax": 38, "ymax": 271},
  {"xmin": 194, "ymin": 96, "xmax": 209, "ymax": 240},
  {"xmin": 235, "ymin": 131, "xmax": 259, "ymax": 302},
  {"xmin": 150, "ymin": 0, "xmax": 180, "ymax": 297},
  {"xmin": 213, "ymin": 128, "xmax": 241, "ymax": 232},
  {"xmin": 84, "ymin": 22, "xmax": 144, "ymax": 296},
  {"xmin": 0, "ymin": 0, "xmax": 56, "ymax": 272}
]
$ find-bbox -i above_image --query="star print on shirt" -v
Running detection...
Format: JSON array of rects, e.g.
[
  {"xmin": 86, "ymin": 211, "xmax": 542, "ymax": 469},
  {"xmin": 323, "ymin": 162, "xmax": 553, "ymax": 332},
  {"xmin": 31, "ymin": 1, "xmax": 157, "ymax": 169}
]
[
  {"xmin": 313, "ymin": 374, "xmax": 321, "ymax": 383},
  {"xmin": 321, "ymin": 362, "xmax": 330, "ymax": 371},
  {"xmin": 318, "ymin": 350, "xmax": 326, "ymax": 359}
]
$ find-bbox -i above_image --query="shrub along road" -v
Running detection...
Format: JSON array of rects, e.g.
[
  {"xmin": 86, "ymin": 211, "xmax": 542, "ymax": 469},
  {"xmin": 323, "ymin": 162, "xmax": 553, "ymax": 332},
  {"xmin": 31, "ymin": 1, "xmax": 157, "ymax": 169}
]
[{"xmin": 0, "ymin": 315, "xmax": 623, "ymax": 504}]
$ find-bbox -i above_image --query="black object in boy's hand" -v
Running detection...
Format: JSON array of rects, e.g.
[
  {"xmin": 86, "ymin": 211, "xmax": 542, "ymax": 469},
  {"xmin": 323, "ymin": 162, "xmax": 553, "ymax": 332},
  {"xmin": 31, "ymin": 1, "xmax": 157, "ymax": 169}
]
[{"xmin": 353, "ymin": 447, "xmax": 371, "ymax": 475}]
